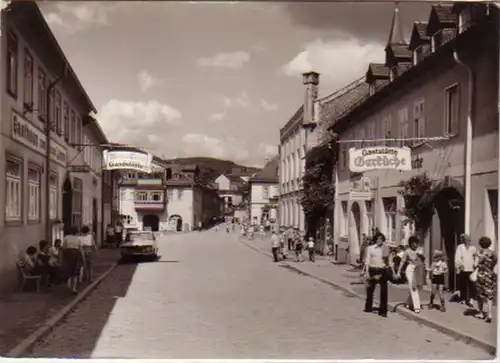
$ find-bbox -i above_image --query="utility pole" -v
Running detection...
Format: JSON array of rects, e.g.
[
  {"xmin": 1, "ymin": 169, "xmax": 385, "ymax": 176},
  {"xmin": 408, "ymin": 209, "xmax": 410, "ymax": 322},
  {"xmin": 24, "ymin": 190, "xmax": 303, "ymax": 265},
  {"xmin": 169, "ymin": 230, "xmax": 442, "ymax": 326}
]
[{"xmin": 44, "ymin": 68, "xmax": 67, "ymax": 242}]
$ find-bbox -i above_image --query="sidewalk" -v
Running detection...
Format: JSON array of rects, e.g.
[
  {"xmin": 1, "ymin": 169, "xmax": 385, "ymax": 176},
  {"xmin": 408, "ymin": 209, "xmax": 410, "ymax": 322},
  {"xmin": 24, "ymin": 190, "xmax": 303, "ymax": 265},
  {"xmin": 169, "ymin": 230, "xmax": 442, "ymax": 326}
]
[
  {"xmin": 0, "ymin": 248, "xmax": 120, "ymax": 356},
  {"xmin": 240, "ymin": 234, "xmax": 496, "ymax": 354}
]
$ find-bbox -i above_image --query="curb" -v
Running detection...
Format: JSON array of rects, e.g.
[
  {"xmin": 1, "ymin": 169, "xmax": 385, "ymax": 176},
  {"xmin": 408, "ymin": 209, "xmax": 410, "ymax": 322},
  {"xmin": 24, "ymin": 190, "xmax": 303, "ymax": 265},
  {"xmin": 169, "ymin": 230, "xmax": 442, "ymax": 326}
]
[
  {"xmin": 237, "ymin": 237, "xmax": 496, "ymax": 356},
  {"xmin": 6, "ymin": 262, "xmax": 119, "ymax": 358}
]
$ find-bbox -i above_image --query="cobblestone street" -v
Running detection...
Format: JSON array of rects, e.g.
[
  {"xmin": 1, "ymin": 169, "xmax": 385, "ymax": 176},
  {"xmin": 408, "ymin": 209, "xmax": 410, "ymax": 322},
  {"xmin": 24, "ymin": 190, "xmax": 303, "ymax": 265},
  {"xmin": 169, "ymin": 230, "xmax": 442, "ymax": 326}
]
[{"xmin": 29, "ymin": 231, "xmax": 493, "ymax": 359}]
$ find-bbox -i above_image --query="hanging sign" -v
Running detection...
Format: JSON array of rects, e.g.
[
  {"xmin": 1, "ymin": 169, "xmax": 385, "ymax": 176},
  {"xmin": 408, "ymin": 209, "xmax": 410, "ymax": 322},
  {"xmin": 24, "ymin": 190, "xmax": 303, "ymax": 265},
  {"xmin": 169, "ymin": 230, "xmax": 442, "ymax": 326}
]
[
  {"xmin": 348, "ymin": 146, "xmax": 412, "ymax": 172},
  {"xmin": 103, "ymin": 150, "xmax": 153, "ymax": 173}
]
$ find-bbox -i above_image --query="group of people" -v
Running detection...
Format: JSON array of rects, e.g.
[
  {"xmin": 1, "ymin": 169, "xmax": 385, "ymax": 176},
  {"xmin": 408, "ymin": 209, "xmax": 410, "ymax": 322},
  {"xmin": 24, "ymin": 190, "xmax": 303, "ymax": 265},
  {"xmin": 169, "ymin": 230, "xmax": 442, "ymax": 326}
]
[
  {"xmin": 363, "ymin": 231, "xmax": 497, "ymax": 322},
  {"xmin": 105, "ymin": 222, "xmax": 124, "ymax": 248},
  {"xmin": 269, "ymin": 228, "xmax": 316, "ymax": 263},
  {"xmin": 20, "ymin": 225, "xmax": 99, "ymax": 294}
]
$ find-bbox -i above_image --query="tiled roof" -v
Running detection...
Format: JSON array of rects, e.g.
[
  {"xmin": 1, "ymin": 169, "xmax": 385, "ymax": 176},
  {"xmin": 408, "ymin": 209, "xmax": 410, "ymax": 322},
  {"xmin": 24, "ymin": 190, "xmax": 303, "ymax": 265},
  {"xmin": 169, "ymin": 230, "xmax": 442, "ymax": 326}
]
[
  {"xmin": 249, "ymin": 156, "xmax": 279, "ymax": 184},
  {"xmin": 409, "ymin": 22, "xmax": 430, "ymax": 50},
  {"xmin": 415, "ymin": 22, "xmax": 430, "ymax": 39},
  {"xmin": 225, "ymin": 174, "xmax": 244, "ymax": 183},
  {"xmin": 180, "ymin": 164, "xmax": 199, "ymax": 172},
  {"xmin": 387, "ymin": 43, "xmax": 412, "ymax": 59},
  {"xmin": 434, "ymin": 4, "xmax": 457, "ymax": 25},
  {"xmin": 319, "ymin": 78, "xmax": 371, "ymax": 130}
]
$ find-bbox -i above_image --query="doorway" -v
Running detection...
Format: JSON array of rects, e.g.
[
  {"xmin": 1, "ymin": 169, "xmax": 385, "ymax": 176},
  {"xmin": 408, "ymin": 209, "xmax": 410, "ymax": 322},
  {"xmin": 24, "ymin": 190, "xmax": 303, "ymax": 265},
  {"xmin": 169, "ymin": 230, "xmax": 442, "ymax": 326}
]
[
  {"xmin": 169, "ymin": 215, "xmax": 183, "ymax": 232},
  {"xmin": 62, "ymin": 177, "xmax": 73, "ymax": 235},
  {"xmin": 433, "ymin": 186, "xmax": 465, "ymax": 291},
  {"xmin": 143, "ymin": 214, "xmax": 160, "ymax": 231}
]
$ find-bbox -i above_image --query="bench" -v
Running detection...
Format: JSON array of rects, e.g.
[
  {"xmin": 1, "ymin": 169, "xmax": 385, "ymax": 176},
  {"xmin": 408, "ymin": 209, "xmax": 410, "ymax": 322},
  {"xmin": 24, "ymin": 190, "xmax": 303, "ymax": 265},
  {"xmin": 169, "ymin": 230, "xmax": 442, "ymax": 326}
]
[{"xmin": 16, "ymin": 261, "xmax": 42, "ymax": 292}]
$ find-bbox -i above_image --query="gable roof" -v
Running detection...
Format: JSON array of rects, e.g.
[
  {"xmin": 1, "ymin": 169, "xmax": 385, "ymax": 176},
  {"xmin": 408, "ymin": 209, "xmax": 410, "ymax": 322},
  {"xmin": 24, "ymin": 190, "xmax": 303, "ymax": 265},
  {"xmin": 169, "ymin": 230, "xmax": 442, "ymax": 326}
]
[
  {"xmin": 224, "ymin": 174, "xmax": 244, "ymax": 183},
  {"xmin": 409, "ymin": 21, "xmax": 430, "ymax": 50},
  {"xmin": 249, "ymin": 156, "xmax": 279, "ymax": 184}
]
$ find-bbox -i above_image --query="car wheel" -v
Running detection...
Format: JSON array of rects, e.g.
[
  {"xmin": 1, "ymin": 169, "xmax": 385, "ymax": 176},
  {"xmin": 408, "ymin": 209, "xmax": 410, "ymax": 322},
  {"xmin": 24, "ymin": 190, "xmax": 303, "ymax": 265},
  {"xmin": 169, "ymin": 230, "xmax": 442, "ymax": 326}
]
[{"xmin": 119, "ymin": 255, "xmax": 129, "ymax": 264}]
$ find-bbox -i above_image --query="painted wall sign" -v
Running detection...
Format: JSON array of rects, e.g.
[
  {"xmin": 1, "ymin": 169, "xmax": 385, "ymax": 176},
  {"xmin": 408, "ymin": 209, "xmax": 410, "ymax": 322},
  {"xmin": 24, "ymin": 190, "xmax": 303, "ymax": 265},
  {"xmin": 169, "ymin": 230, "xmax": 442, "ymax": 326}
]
[
  {"xmin": 348, "ymin": 146, "xmax": 412, "ymax": 173},
  {"xmin": 11, "ymin": 111, "xmax": 67, "ymax": 166},
  {"xmin": 103, "ymin": 150, "xmax": 153, "ymax": 173}
]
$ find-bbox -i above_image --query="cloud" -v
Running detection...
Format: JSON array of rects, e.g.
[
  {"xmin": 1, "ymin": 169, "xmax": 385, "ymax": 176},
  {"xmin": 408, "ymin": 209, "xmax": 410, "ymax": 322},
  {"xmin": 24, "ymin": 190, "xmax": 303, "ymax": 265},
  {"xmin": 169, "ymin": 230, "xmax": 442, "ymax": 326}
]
[
  {"xmin": 282, "ymin": 38, "xmax": 384, "ymax": 86},
  {"xmin": 98, "ymin": 99, "xmax": 181, "ymax": 147},
  {"xmin": 137, "ymin": 70, "xmax": 161, "ymax": 93},
  {"xmin": 41, "ymin": 2, "xmax": 120, "ymax": 33},
  {"xmin": 181, "ymin": 134, "xmax": 250, "ymax": 162},
  {"xmin": 196, "ymin": 51, "xmax": 250, "ymax": 70},
  {"xmin": 251, "ymin": 43, "xmax": 265, "ymax": 53},
  {"xmin": 283, "ymin": 3, "xmax": 431, "ymax": 43},
  {"xmin": 260, "ymin": 99, "xmax": 278, "ymax": 111},
  {"xmin": 221, "ymin": 92, "xmax": 250, "ymax": 108},
  {"xmin": 210, "ymin": 113, "xmax": 226, "ymax": 121}
]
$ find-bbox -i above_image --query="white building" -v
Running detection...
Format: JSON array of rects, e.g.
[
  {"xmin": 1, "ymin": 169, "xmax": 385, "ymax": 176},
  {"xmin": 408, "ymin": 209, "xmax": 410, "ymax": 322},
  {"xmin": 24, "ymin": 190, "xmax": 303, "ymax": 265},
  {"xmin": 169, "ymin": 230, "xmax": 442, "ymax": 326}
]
[
  {"xmin": 278, "ymin": 72, "xmax": 320, "ymax": 231},
  {"xmin": 249, "ymin": 156, "xmax": 279, "ymax": 226},
  {"xmin": 118, "ymin": 161, "xmax": 167, "ymax": 231}
]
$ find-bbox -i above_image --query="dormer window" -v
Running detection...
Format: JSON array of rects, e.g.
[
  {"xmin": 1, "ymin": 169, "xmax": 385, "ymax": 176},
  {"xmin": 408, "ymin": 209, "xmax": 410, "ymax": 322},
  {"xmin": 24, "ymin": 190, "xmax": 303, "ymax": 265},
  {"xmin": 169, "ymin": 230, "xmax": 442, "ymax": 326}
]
[
  {"xmin": 390, "ymin": 66, "xmax": 397, "ymax": 82},
  {"xmin": 458, "ymin": 8, "xmax": 472, "ymax": 34},
  {"xmin": 369, "ymin": 84, "xmax": 376, "ymax": 96},
  {"xmin": 431, "ymin": 30, "xmax": 442, "ymax": 52},
  {"xmin": 413, "ymin": 45, "xmax": 423, "ymax": 65}
]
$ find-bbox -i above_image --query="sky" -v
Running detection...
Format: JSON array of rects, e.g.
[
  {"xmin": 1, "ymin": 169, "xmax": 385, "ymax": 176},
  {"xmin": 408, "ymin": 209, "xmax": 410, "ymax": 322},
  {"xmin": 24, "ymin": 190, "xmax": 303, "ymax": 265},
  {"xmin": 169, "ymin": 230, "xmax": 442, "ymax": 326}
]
[{"xmin": 39, "ymin": 1, "xmax": 431, "ymax": 167}]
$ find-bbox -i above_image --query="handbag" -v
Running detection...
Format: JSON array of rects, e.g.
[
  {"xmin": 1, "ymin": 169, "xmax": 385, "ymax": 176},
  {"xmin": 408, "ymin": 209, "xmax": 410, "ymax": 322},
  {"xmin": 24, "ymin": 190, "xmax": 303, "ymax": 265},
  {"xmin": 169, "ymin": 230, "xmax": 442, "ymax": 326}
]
[{"xmin": 470, "ymin": 268, "xmax": 478, "ymax": 282}]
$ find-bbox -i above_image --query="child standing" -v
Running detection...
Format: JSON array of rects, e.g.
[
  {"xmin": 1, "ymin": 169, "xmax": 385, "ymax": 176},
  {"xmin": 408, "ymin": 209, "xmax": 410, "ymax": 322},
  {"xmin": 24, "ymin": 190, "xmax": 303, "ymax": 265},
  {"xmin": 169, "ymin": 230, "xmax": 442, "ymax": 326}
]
[
  {"xmin": 307, "ymin": 237, "xmax": 315, "ymax": 262},
  {"xmin": 295, "ymin": 235, "xmax": 304, "ymax": 262},
  {"xmin": 428, "ymin": 250, "xmax": 448, "ymax": 312}
]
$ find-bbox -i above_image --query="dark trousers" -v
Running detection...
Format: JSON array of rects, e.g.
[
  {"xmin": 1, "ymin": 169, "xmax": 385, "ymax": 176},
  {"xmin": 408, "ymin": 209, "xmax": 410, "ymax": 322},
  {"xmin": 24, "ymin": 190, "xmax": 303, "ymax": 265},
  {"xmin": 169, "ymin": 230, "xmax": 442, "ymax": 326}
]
[
  {"xmin": 287, "ymin": 238, "xmax": 292, "ymax": 251},
  {"xmin": 458, "ymin": 271, "xmax": 476, "ymax": 302},
  {"xmin": 308, "ymin": 248, "xmax": 315, "ymax": 262},
  {"xmin": 272, "ymin": 247, "xmax": 279, "ymax": 262},
  {"xmin": 365, "ymin": 267, "xmax": 388, "ymax": 315}
]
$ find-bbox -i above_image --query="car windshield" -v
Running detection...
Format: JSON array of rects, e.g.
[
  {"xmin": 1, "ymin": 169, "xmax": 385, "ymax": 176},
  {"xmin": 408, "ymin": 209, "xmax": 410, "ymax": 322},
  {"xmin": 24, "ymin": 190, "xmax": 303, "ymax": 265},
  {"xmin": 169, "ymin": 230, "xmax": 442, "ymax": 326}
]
[{"xmin": 126, "ymin": 232, "xmax": 154, "ymax": 242}]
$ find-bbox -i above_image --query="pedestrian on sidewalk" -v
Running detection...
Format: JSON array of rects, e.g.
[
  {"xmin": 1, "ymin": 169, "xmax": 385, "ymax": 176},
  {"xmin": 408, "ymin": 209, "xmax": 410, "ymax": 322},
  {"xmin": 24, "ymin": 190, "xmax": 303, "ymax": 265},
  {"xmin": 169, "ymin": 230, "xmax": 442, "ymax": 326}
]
[
  {"xmin": 62, "ymin": 226, "xmax": 86, "ymax": 294},
  {"xmin": 105, "ymin": 224, "xmax": 115, "ymax": 249},
  {"xmin": 363, "ymin": 232, "xmax": 390, "ymax": 317},
  {"xmin": 294, "ymin": 234, "xmax": 304, "ymax": 262},
  {"xmin": 287, "ymin": 228, "xmax": 293, "ymax": 251},
  {"xmin": 472, "ymin": 236, "xmax": 497, "ymax": 323},
  {"xmin": 80, "ymin": 225, "xmax": 99, "ymax": 283},
  {"xmin": 279, "ymin": 229, "xmax": 287, "ymax": 260},
  {"xmin": 454, "ymin": 233, "xmax": 477, "ymax": 307},
  {"xmin": 115, "ymin": 222, "xmax": 123, "ymax": 248},
  {"xmin": 270, "ymin": 231, "xmax": 280, "ymax": 262},
  {"xmin": 307, "ymin": 237, "xmax": 315, "ymax": 262},
  {"xmin": 397, "ymin": 236, "xmax": 426, "ymax": 313},
  {"xmin": 428, "ymin": 250, "xmax": 448, "ymax": 312}
]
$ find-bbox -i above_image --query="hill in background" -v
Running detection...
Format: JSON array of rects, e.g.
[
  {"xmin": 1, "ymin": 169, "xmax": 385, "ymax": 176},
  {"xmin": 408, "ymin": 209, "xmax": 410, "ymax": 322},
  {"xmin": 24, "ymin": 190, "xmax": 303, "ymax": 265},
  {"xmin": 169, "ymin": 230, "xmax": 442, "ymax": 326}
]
[{"xmin": 163, "ymin": 156, "xmax": 261, "ymax": 184}]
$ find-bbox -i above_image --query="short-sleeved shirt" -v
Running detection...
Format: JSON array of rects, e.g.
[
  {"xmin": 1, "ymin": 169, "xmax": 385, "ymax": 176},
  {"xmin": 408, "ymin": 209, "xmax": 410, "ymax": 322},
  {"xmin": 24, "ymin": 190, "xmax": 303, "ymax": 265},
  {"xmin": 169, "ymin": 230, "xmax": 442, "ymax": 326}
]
[{"xmin": 64, "ymin": 235, "xmax": 82, "ymax": 249}]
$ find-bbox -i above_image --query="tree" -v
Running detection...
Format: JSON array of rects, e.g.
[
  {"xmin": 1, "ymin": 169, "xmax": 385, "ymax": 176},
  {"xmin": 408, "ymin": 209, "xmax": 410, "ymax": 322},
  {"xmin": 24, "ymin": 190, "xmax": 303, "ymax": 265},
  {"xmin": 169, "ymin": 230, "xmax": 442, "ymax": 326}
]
[
  {"xmin": 300, "ymin": 152, "xmax": 334, "ymax": 239},
  {"xmin": 398, "ymin": 173, "xmax": 435, "ymax": 238}
]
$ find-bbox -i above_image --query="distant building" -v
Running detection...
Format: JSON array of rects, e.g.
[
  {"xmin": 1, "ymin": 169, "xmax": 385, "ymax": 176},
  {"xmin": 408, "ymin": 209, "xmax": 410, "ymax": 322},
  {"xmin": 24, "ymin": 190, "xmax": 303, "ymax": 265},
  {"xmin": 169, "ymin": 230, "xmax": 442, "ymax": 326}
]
[
  {"xmin": 117, "ymin": 158, "xmax": 167, "ymax": 231},
  {"xmin": 166, "ymin": 164, "xmax": 222, "ymax": 231},
  {"xmin": 249, "ymin": 156, "xmax": 279, "ymax": 227},
  {"xmin": 214, "ymin": 173, "xmax": 246, "ymax": 220}
]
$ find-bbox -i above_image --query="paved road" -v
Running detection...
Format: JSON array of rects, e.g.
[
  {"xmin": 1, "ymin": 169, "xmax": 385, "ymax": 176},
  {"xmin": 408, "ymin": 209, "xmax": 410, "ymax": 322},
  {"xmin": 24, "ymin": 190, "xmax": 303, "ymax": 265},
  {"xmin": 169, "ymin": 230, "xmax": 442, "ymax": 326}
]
[{"xmin": 29, "ymin": 231, "xmax": 492, "ymax": 359}]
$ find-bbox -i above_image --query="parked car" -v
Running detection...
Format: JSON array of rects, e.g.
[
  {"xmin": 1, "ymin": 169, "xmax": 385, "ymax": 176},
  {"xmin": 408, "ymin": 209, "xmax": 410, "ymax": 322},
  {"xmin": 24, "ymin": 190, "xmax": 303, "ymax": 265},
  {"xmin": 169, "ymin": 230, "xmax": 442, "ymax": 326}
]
[{"xmin": 120, "ymin": 231, "xmax": 159, "ymax": 262}]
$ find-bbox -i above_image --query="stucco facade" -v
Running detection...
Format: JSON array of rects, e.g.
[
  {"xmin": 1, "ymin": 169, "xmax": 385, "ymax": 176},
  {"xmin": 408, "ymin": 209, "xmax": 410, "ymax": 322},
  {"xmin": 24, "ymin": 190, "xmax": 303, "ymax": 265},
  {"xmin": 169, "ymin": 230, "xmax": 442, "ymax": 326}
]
[
  {"xmin": 0, "ymin": 3, "xmax": 107, "ymax": 292},
  {"xmin": 278, "ymin": 72, "xmax": 319, "ymax": 231},
  {"xmin": 327, "ymin": 3, "xmax": 498, "ymax": 289}
]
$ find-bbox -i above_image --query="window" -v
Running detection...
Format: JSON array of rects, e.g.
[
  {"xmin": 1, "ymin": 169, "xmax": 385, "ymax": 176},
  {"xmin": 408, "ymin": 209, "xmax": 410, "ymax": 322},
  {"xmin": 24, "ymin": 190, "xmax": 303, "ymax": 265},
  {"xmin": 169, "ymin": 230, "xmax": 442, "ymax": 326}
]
[
  {"xmin": 383, "ymin": 115, "xmax": 392, "ymax": 146},
  {"xmin": 28, "ymin": 166, "xmax": 41, "ymax": 221},
  {"xmin": 23, "ymin": 50, "xmax": 33, "ymax": 106},
  {"xmin": 70, "ymin": 110, "xmax": 76, "ymax": 144},
  {"xmin": 6, "ymin": 31, "xmax": 18, "ymax": 97},
  {"xmin": 37, "ymin": 68, "xmax": 47, "ymax": 121},
  {"xmin": 167, "ymin": 189, "xmax": 174, "ymax": 199},
  {"xmin": 48, "ymin": 80, "xmax": 56, "ymax": 130},
  {"xmin": 72, "ymin": 178, "xmax": 83, "ymax": 229},
  {"xmin": 390, "ymin": 66, "xmax": 397, "ymax": 82},
  {"xmin": 263, "ymin": 186, "xmax": 270, "ymax": 199},
  {"xmin": 151, "ymin": 192, "xmax": 162, "ymax": 201},
  {"xmin": 76, "ymin": 116, "xmax": 82, "ymax": 147},
  {"xmin": 63, "ymin": 102, "xmax": 70, "ymax": 141},
  {"xmin": 413, "ymin": 45, "xmax": 424, "ymax": 65},
  {"xmin": 49, "ymin": 172, "xmax": 58, "ymax": 220},
  {"xmin": 444, "ymin": 84, "xmax": 460, "ymax": 135},
  {"xmin": 413, "ymin": 99, "xmax": 425, "ymax": 144},
  {"xmin": 55, "ymin": 91, "xmax": 62, "ymax": 135},
  {"xmin": 6, "ymin": 158, "xmax": 22, "ymax": 221},
  {"xmin": 431, "ymin": 30, "xmax": 442, "ymax": 52},
  {"xmin": 136, "ymin": 192, "xmax": 147, "ymax": 201},
  {"xmin": 383, "ymin": 198, "xmax": 397, "ymax": 242},
  {"xmin": 398, "ymin": 108, "xmax": 409, "ymax": 146},
  {"xmin": 458, "ymin": 9, "xmax": 472, "ymax": 34},
  {"xmin": 177, "ymin": 189, "xmax": 183, "ymax": 200}
]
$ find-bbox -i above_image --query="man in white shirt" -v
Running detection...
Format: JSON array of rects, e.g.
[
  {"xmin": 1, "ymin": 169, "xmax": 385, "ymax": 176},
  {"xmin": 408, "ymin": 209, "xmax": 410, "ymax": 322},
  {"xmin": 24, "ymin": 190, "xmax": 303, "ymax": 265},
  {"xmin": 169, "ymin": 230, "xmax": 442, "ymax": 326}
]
[
  {"xmin": 270, "ymin": 231, "xmax": 280, "ymax": 262},
  {"xmin": 454, "ymin": 233, "xmax": 477, "ymax": 306},
  {"xmin": 363, "ymin": 232, "xmax": 390, "ymax": 317}
]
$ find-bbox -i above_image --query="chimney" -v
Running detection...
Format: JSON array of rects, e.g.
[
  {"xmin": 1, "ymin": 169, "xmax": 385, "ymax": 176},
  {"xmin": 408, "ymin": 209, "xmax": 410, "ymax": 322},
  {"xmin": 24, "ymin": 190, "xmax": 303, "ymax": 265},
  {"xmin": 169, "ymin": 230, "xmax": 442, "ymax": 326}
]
[{"xmin": 302, "ymin": 71, "xmax": 320, "ymax": 126}]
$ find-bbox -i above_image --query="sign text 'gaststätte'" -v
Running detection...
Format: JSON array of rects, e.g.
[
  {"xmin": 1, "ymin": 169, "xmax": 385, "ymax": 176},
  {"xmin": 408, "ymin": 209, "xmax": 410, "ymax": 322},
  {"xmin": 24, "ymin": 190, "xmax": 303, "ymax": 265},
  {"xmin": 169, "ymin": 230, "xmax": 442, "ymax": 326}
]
[
  {"xmin": 348, "ymin": 146, "xmax": 412, "ymax": 173},
  {"xmin": 103, "ymin": 150, "xmax": 153, "ymax": 172}
]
